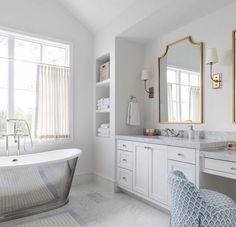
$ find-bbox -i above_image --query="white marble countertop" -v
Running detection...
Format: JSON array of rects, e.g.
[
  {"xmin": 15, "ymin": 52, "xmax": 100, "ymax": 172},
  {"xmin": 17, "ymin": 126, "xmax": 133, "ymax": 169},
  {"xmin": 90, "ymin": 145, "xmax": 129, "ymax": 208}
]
[
  {"xmin": 200, "ymin": 148, "xmax": 236, "ymax": 162},
  {"xmin": 116, "ymin": 135, "xmax": 228, "ymax": 149}
]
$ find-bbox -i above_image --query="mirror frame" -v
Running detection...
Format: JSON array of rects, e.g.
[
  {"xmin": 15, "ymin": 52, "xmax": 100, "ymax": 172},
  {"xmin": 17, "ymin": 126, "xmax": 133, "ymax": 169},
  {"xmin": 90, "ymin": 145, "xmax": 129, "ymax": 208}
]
[
  {"xmin": 157, "ymin": 36, "xmax": 204, "ymax": 124},
  {"xmin": 233, "ymin": 30, "xmax": 236, "ymax": 123}
]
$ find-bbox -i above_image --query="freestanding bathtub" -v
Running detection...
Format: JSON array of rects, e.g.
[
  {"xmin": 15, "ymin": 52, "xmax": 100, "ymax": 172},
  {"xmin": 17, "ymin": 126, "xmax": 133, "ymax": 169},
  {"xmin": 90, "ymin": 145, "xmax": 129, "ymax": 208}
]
[{"xmin": 0, "ymin": 148, "xmax": 82, "ymax": 222}]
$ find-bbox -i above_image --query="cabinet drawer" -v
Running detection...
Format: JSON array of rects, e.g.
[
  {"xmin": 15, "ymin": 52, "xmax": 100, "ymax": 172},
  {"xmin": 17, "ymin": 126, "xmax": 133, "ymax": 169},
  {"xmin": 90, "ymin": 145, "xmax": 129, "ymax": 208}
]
[
  {"xmin": 117, "ymin": 168, "xmax": 132, "ymax": 189},
  {"xmin": 117, "ymin": 140, "xmax": 133, "ymax": 151},
  {"xmin": 168, "ymin": 146, "xmax": 195, "ymax": 164},
  {"xmin": 117, "ymin": 150, "xmax": 133, "ymax": 170},
  {"xmin": 205, "ymin": 158, "xmax": 236, "ymax": 176}
]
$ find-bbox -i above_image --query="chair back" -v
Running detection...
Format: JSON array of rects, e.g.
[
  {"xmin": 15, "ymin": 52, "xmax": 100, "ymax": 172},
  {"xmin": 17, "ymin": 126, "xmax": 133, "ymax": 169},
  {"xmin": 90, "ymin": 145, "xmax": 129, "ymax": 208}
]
[{"xmin": 168, "ymin": 171, "xmax": 201, "ymax": 227}]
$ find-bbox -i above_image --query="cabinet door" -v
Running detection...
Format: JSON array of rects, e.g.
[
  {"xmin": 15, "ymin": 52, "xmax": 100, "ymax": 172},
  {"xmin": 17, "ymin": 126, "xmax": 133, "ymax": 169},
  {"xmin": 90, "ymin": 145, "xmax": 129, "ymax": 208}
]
[
  {"xmin": 168, "ymin": 160, "xmax": 196, "ymax": 184},
  {"xmin": 149, "ymin": 145, "xmax": 168, "ymax": 205},
  {"xmin": 133, "ymin": 143, "xmax": 149, "ymax": 196}
]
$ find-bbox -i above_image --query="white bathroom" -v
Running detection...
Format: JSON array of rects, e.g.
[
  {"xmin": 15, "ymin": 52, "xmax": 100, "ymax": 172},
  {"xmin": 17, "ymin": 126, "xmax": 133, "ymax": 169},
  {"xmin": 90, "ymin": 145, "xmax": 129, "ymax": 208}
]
[{"xmin": 0, "ymin": 0, "xmax": 236, "ymax": 226}]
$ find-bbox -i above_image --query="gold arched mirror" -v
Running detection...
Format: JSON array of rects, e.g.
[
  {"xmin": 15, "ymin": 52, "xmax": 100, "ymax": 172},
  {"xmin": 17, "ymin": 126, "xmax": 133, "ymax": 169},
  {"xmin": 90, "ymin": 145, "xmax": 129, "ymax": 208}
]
[
  {"xmin": 233, "ymin": 30, "xmax": 236, "ymax": 123},
  {"xmin": 158, "ymin": 36, "xmax": 203, "ymax": 124}
]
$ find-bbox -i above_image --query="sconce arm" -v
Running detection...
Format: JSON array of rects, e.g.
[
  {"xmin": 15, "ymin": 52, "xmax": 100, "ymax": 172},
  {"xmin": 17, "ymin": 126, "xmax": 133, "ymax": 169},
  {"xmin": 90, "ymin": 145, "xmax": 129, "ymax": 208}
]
[
  {"xmin": 144, "ymin": 80, "xmax": 151, "ymax": 94},
  {"xmin": 209, "ymin": 62, "xmax": 221, "ymax": 82}
]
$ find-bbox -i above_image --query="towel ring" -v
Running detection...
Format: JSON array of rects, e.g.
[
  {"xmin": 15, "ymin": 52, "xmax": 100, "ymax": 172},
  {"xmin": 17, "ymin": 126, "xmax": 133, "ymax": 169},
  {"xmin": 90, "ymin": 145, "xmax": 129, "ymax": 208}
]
[{"xmin": 130, "ymin": 96, "xmax": 137, "ymax": 102}]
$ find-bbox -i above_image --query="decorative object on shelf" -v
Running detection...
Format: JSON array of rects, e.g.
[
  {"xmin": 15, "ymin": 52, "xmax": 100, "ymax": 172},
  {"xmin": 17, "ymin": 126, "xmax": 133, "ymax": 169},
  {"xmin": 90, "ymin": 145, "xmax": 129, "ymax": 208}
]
[
  {"xmin": 143, "ymin": 128, "xmax": 158, "ymax": 136},
  {"xmin": 97, "ymin": 97, "xmax": 110, "ymax": 111},
  {"xmin": 141, "ymin": 69, "xmax": 154, "ymax": 99},
  {"xmin": 206, "ymin": 48, "xmax": 222, "ymax": 89},
  {"xmin": 99, "ymin": 61, "xmax": 110, "ymax": 82},
  {"xmin": 97, "ymin": 123, "xmax": 110, "ymax": 137},
  {"xmin": 127, "ymin": 96, "xmax": 140, "ymax": 126}
]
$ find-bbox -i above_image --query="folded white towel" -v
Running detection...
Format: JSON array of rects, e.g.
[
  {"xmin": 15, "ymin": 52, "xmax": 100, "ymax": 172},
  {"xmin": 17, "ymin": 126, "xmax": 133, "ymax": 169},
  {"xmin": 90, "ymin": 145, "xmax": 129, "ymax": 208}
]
[
  {"xmin": 98, "ymin": 128, "xmax": 110, "ymax": 133},
  {"xmin": 127, "ymin": 101, "xmax": 140, "ymax": 126},
  {"xmin": 98, "ymin": 133, "xmax": 110, "ymax": 137},
  {"xmin": 97, "ymin": 105, "xmax": 110, "ymax": 110},
  {"xmin": 97, "ymin": 98, "xmax": 110, "ymax": 105},
  {"xmin": 101, "ymin": 123, "xmax": 109, "ymax": 129}
]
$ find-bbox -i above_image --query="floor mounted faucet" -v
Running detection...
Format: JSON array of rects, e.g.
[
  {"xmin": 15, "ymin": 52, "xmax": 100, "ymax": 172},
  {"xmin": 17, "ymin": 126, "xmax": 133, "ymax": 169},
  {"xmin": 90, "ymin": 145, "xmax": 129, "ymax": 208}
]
[{"xmin": 4, "ymin": 119, "xmax": 33, "ymax": 155}]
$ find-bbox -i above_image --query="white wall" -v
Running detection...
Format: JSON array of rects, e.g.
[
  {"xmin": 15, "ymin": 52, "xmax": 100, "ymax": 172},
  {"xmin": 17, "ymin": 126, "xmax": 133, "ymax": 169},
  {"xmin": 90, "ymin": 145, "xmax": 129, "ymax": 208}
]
[
  {"xmin": 144, "ymin": 2, "xmax": 236, "ymax": 132},
  {"xmin": 115, "ymin": 38, "xmax": 145, "ymax": 135},
  {"xmin": 0, "ymin": 0, "xmax": 94, "ymax": 176}
]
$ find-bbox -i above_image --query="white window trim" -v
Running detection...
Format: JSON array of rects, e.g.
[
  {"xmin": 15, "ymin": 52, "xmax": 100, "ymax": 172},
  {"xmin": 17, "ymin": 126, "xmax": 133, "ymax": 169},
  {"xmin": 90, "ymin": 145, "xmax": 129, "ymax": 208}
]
[{"xmin": 0, "ymin": 26, "xmax": 74, "ymax": 149}]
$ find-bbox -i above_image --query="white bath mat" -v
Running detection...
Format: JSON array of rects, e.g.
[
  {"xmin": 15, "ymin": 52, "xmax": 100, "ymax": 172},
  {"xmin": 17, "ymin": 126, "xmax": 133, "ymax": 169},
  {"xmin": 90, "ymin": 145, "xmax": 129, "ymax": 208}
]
[
  {"xmin": 0, "ymin": 167, "xmax": 55, "ymax": 213},
  {"xmin": 15, "ymin": 213, "xmax": 81, "ymax": 227}
]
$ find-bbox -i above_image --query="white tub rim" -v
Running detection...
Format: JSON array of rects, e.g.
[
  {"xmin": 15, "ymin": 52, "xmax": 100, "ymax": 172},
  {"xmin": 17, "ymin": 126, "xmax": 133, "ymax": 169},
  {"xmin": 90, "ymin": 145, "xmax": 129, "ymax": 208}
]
[{"xmin": 0, "ymin": 148, "xmax": 82, "ymax": 168}]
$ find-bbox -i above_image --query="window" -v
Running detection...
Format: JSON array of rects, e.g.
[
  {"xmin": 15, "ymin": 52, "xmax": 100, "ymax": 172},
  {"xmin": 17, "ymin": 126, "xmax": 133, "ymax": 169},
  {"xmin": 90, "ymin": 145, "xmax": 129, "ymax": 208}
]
[
  {"xmin": 167, "ymin": 67, "xmax": 200, "ymax": 122},
  {"xmin": 0, "ymin": 30, "xmax": 71, "ymax": 141}
]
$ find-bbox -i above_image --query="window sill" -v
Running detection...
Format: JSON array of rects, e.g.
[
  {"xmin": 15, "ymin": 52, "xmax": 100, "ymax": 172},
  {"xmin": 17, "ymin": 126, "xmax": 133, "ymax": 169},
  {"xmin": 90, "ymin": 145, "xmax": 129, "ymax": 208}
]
[{"xmin": 0, "ymin": 138, "xmax": 74, "ymax": 155}]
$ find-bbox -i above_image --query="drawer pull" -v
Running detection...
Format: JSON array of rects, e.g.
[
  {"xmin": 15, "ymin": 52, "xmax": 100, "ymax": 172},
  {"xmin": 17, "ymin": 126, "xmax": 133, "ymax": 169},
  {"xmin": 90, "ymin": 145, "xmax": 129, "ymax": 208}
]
[
  {"xmin": 122, "ymin": 177, "xmax": 127, "ymax": 181},
  {"xmin": 122, "ymin": 144, "xmax": 127, "ymax": 147},
  {"xmin": 231, "ymin": 167, "xmax": 236, "ymax": 171},
  {"xmin": 177, "ymin": 153, "xmax": 184, "ymax": 157},
  {"xmin": 144, "ymin": 146, "xmax": 149, "ymax": 149},
  {"xmin": 122, "ymin": 159, "xmax": 127, "ymax": 162}
]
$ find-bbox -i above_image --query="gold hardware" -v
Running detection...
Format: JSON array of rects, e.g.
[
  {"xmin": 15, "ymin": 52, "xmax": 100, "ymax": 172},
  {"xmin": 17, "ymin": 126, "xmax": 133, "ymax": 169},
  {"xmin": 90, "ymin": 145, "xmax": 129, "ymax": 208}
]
[
  {"xmin": 209, "ymin": 62, "xmax": 222, "ymax": 89},
  {"xmin": 232, "ymin": 30, "xmax": 236, "ymax": 123},
  {"xmin": 144, "ymin": 80, "xmax": 154, "ymax": 99}
]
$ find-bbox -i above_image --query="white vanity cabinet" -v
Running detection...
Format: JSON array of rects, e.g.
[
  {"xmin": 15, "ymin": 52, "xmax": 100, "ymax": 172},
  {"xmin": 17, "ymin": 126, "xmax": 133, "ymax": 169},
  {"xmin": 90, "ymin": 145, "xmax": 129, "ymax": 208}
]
[
  {"xmin": 116, "ymin": 138, "xmax": 198, "ymax": 210},
  {"xmin": 167, "ymin": 146, "xmax": 196, "ymax": 184},
  {"xmin": 133, "ymin": 143, "xmax": 149, "ymax": 196},
  {"xmin": 149, "ymin": 144, "xmax": 168, "ymax": 204},
  {"xmin": 116, "ymin": 140, "xmax": 170, "ymax": 208},
  {"xmin": 116, "ymin": 136, "xmax": 226, "ymax": 210}
]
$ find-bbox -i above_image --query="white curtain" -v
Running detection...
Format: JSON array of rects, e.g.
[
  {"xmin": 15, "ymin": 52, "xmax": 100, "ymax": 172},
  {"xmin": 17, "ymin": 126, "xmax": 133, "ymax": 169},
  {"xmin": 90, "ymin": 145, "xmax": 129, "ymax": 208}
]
[
  {"xmin": 35, "ymin": 64, "xmax": 70, "ymax": 139},
  {"xmin": 189, "ymin": 87, "xmax": 200, "ymax": 122}
]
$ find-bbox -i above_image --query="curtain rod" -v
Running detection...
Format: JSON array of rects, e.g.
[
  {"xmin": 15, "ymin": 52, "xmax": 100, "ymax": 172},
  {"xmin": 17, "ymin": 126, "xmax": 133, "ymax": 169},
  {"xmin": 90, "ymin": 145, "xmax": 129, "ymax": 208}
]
[{"xmin": 0, "ymin": 56, "xmax": 70, "ymax": 68}]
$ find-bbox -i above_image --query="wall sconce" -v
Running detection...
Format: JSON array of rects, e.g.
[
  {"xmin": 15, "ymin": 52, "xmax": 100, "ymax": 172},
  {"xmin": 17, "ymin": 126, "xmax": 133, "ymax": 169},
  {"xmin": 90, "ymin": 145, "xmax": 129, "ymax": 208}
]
[
  {"xmin": 141, "ymin": 69, "xmax": 154, "ymax": 98},
  {"xmin": 206, "ymin": 48, "xmax": 222, "ymax": 89}
]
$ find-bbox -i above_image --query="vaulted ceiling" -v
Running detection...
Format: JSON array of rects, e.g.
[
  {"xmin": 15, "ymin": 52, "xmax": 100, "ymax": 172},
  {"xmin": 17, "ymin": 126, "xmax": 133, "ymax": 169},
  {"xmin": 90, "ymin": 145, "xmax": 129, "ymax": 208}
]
[
  {"xmin": 57, "ymin": 0, "xmax": 235, "ymax": 35},
  {"xmin": 56, "ymin": 0, "xmax": 169, "ymax": 33}
]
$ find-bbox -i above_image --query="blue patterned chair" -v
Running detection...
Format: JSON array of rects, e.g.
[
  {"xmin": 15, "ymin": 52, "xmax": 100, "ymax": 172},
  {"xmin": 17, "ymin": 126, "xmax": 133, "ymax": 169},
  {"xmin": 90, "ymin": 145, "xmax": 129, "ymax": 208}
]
[{"xmin": 169, "ymin": 171, "xmax": 236, "ymax": 227}]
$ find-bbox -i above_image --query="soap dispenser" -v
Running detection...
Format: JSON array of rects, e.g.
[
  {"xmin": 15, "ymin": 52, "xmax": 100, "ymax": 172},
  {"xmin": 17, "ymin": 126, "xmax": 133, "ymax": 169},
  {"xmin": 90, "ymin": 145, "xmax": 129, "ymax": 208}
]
[{"xmin": 188, "ymin": 125, "xmax": 195, "ymax": 140}]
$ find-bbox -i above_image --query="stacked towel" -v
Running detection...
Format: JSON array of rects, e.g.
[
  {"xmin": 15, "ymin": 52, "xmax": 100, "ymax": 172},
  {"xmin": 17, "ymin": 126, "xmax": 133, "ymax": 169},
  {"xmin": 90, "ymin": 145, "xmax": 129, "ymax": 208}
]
[
  {"xmin": 97, "ymin": 123, "xmax": 110, "ymax": 137},
  {"xmin": 97, "ymin": 98, "xmax": 110, "ymax": 110},
  {"xmin": 101, "ymin": 123, "xmax": 109, "ymax": 129}
]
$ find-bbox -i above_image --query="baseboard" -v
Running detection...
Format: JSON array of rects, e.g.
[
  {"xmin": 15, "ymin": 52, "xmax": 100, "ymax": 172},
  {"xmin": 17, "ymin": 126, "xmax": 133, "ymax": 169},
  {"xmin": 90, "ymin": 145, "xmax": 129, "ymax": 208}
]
[
  {"xmin": 92, "ymin": 173, "xmax": 116, "ymax": 193},
  {"xmin": 72, "ymin": 173, "xmax": 116, "ymax": 193},
  {"xmin": 72, "ymin": 173, "xmax": 93, "ymax": 186}
]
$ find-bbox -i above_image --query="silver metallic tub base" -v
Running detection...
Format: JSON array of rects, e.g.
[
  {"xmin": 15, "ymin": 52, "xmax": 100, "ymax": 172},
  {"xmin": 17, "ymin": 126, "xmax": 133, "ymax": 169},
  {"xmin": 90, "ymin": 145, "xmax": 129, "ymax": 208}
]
[{"xmin": 0, "ymin": 157, "xmax": 78, "ymax": 223}]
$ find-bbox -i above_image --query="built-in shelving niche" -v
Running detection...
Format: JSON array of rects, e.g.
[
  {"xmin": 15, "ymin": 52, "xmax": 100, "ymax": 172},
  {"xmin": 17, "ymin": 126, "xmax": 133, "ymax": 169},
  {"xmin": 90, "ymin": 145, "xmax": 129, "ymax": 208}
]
[{"xmin": 95, "ymin": 53, "xmax": 110, "ymax": 138}]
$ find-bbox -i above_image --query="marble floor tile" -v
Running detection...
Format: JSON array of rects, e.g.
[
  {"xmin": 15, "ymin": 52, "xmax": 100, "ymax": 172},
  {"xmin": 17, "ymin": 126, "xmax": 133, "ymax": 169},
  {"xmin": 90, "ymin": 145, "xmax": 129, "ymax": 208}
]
[{"xmin": 1, "ymin": 183, "xmax": 170, "ymax": 227}]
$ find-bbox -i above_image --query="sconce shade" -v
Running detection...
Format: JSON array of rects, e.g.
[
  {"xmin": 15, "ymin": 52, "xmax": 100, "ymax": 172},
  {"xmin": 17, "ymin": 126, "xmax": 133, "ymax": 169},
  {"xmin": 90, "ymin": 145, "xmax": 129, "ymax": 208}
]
[
  {"xmin": 206, "ymin": 48, "xmax": 219, "ymax": 65},
  {"xmin": 141, "ymin": 69, "xmax": 151, "ymax": 81}
]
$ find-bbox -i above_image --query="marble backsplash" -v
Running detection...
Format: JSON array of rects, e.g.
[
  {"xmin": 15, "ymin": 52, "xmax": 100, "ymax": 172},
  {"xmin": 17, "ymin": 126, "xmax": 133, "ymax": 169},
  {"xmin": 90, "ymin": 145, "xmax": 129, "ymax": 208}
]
[{"xmin": 156, "ymin": 129, "xmax": 236, "ymax": 141}]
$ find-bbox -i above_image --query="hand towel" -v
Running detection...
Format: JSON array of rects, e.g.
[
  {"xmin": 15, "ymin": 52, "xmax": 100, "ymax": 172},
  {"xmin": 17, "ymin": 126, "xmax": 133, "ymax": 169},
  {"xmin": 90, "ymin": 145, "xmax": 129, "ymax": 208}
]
[{"xmin": 127, "ymin": 101, "xmax": 140, "ymax": 126}]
